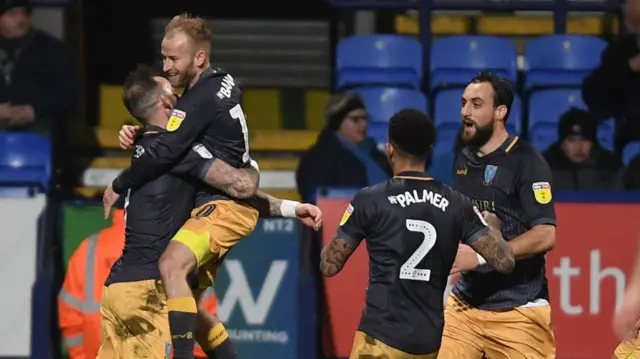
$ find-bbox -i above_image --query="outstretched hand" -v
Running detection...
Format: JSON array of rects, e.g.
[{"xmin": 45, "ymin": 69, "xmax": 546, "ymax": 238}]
[{"xmin": 295, "ymin": 203, "xmax": 323, "ymax": 231}]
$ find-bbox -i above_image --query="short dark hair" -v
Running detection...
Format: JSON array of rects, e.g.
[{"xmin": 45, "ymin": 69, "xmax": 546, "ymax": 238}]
[
  {"xmin": 388, "ymin": 109, "xmax": 436, "ymax": 161},
  {"xmin": 468, "ymin": 71, "xmax": 514, "ymax": 122},
  {"xmin": 123, "ymin": 64, "xmax": 162, "ymax": 123}
]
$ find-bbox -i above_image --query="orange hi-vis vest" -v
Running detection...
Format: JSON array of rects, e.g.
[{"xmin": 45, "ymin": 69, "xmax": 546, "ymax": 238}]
[{"xmin": 58, "ymin": 209, "xmax": 218, "ymax": 359}]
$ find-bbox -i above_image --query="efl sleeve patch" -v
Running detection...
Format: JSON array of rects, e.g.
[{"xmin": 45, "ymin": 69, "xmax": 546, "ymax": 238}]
[
  {"xmin": 532, "ymin": 182, "xmax": 552, "ymax": 204},
  {"xmin": 167, "ymin": 109, "xmax": 186, "ymax": 132},
  {"xmin": 339, "ymin": 204, "xmax": 354, "ymax": 226}
]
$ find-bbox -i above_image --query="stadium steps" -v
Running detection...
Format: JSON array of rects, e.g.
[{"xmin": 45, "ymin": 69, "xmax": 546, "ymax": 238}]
[
  {"xmin": 88, "ymin": 128, "xmax": 319, "ymax": 152},
  {"xmin": 395, "ymin": 13, "xmax": 617, "ymax": 36},
  {"xmin": 86, "ymin": 156, "xmax": 300, "ymax": 171},
  {"xmin": 151, "ymin": 18, "xmax": 331, "ymax": 89},
  {"xmin": 98, "ymin": 84, "xmax": 330, "ymax": 131},
  {"xmin": 73, "ymin": 186, "xmax": 301, "ymax": 202}
]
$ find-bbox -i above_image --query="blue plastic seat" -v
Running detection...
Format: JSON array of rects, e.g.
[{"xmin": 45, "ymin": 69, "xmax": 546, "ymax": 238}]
[
  {"xmin": 357, "ymin": 87, "xmax": 428, "ymax": 124},
  {"xmin": 529, "ymin": 124, "xmax": 558, "ymax": 153},
  {"xmin": 528, "ymin": 89, "xmax": 586, "ymax": 130},
  {"xmin": 434, "ymin": 88, "xmax": 521, "ymax": 134},
  {"xmin": 367, "ymin": 122, "xmax": 388, "ymax": 150},
  {"xmin": 434, "ymin": 124, "xmax": 459, "ymax": 157},
  {"xmin": 430, "ymin": 36, "xmax": 517, "ymax": 90},
  {"xmin": 0, "ymin": 132, "xmax": 51, "ymax": 192},
  {"xmin": 524, "ymin": 35, "xmax": 606, "ymax": 90},
  {"xmin": 623, "ymin": 141, "xmax": 640, "ymax": 166},
  {"xmin": 597, "ymin": 120, "xmax": 615, "ymax": 152},
  {"xmin": 337, "ymin": 35, "xmax": 422, "ymax": 90}
]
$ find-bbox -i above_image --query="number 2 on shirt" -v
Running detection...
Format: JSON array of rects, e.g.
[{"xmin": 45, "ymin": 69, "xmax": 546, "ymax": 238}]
[
  {"xmin": 229, "ymin": 104, "xmax": 250, "ymax": 163},
  {"xmin": 400, "ymin": 219, "xmax": 437, "ymax": 282}
]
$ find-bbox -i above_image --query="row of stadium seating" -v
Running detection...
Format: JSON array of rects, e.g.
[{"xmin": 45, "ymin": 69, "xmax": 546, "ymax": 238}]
[
  {"xmin": 337, "ymin": 34, "xmax": 605, "ymax": 91},
  {"xmin": 394, "ymin": 13, "xmax": 621, "ymax": 37},
  {"xmin": 355, "ymin": 86, "xmax": 617, "ymax": 155}
]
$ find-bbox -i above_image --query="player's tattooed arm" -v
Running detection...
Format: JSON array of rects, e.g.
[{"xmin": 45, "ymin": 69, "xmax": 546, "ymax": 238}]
[
  {"xmin": 470, "ymin": 226, "xmax": 515, "ymax": 274},
  {"xmin": 254, "ymin": 190, "xmax": 283, "ymax": 216},
  {"xmin": 320, "ymin": 237, "xmax": 358, "ymax": 277},
  {"xmin": 201, "ymin": 159, "xmax": 259, "ymax": 199}
]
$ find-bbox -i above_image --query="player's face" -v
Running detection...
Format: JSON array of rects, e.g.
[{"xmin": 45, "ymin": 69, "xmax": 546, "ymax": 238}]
[
  {"xmin": 338, "ymin": 108, "xmax": 368, "ymax": 143},
  {"xmin": 0, "ymin": 8, "xmax": 30, "ymax": 38},
  {"xmin": 153, "ymin": 76, "xmax": 179, "ymax": 118},
  {"xmin": 561, "ymin": 136, "xmax": 593, "ymax": 164},
  {"xmin": 460, "ymin": 82, "xmax": 505, "ymax": 147},
  {"xmin": 161, "ymin": 32, "xmax": 198, "ymax": 88}
]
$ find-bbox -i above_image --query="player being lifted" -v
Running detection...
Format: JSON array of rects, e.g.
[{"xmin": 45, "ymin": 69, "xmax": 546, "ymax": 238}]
[
  {"xmin": 440, "ymin": 72, "xmax": 557, "ymax": 359},
  {"xmin": 99, "ymin": 65, "xmax": 323, "ymax": 359},
  {"xmin": 103, "ymin": 13, "xmax": 276, "ymax": 359},
  {"xmin": 320, "ymin": 109, "xmax": 515, "ymax": 359}
]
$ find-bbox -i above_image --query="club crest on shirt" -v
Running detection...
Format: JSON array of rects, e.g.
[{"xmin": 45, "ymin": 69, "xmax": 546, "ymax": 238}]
[
  {"xmin": 167, "ymin": 109, "xmax": 186, "ymax": 132},
  {"xmin": 340, "ymin": 204, "xmax": 354, "ymax": 226},
  {"xmin": 532, "ymin": 182, "xmax": 552, "ymax": 204},
  {"xmin": 484, "ymin": 165, "xmax": 498, "ymax": 184}
]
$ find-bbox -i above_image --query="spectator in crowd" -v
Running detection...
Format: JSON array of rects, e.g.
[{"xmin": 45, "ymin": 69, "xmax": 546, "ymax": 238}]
[
  {"xmin": 581, "ymin": 0, "xmax": 640, "ymax": 148},
  {"xmin": 58, "ymin": 200, "xmax": 217, "ymax": 359},
  {"xmin": 428, "ymin": 128, "xmax": 464, "ymax": 187},
  {"xmin": 0, "ymin": 0, "xmax": 77, "ymax": 138},
  {"xmin": 296, "ymin": 93, "xmax": 391, "ymax": 203},
  {"xmin": 543, "ymin": 108, "xmax": 624, "ymax": 190}
]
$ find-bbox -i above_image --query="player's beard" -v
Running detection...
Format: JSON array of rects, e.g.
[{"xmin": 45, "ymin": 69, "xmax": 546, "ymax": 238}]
[{"xmin": 462, "ymin": 120, "xmax": 494, "ymax": 148}]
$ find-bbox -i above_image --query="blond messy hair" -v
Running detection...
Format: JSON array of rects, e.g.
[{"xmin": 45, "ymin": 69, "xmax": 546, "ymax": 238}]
[{"xmin": 165, "ymin": 13, "xmax": 212, "ymax": 53}]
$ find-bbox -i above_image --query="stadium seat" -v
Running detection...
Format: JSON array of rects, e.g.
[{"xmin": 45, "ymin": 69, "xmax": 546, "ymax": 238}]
[
  {"xmin": 434, "ymin": 124, "xmax": 459, "ymax": 156},
  {"xmin": 434, "ymin": 88, "xmax": 522, "ymax": 134},
  {"xmin": 0, "ymin": 132, "xmax": 51, "ymax": 192},
  {"xmin": 367, "ymin": 122, "xmax": 388, "ymax": 150},
  {"xmin": 528, "ymin": 88, "xmax": 586, "ymax": 130},
  {"xmin": 356, "ymin": 87, "xmax": 428, "ymax": 124},
  {"xmin": 623, "ymin": 141, "xmax": 640, "ymax": 167},
  {"xmin": 598, "ymin": 120, "xmax": 615, "ymax": 152},
  {"xmin": 336, "ymin": 35, "xmax": 422, "ymax": 90},
  {"xmin": 524, "ymin": 35, "xmax": 606, "ymax": 89},
  {"xmin": 529, "ymin": 123, "xmax": 558, "ymax": 153},
  {"xmin": 430, "ymin": 36, "xmax": 518, "ymax": 90}
]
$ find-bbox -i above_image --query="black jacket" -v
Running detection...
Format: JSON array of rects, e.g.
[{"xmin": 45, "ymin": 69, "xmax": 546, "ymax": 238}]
[
  {"xmin": 543, "ymin": 143, "xmax": 624, "ymax": 190},
  {"xmin": 0, "ymin": 29, "xmax": 78, "ymax": 135},
  {"xmin": 296, "ymin": 130, "xmax": 392, "ymax": 203}
]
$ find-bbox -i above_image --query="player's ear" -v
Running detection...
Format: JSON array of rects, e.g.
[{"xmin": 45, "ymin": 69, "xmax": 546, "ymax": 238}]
[
  {"xmin": 194, "ymin": 49, "xmax": 207, "ymax": 68},
  {"xmin": 494, "ymin": 105, "xmax": 508, "ymax": 122},
  {"xmin": 160, "ymin": 95, "xmax": 173, "ymax": 114},
  {"xmin": 385, "ymin": 142, "xmax": 394, "ymax": 159}
]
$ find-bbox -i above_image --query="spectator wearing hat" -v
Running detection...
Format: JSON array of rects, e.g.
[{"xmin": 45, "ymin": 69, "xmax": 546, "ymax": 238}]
[
  {"xmin": 543, "ymin": 108, "xmax": 624, "ymax": 190},
  {"xmin": 296, "ymin": 93, "xmax": 391, "ymax": 203},
  {"xmin": 0, "ymin": 0, "xmax": 77, "ymax": 138}
]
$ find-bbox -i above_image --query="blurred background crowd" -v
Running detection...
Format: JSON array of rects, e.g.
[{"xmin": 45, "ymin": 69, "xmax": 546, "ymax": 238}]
[{"xmin": 0, "ymin": 0, "xmax": 637, "ymax": 359}]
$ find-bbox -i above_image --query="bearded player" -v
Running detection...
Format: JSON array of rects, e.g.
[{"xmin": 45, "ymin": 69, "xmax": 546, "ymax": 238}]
[{"xmin": 439, "ymin": 72, "xmax": 557, "ymax": 359}]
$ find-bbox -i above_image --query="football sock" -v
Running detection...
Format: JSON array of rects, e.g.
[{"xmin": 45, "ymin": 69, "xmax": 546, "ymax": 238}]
[
  {"xmin": 203, "ymin": 323, "xmax": 238, "ymax": 359},
  {"xmin": 168, "ymin": 296, "xmax": 198, "ymax": 359}
]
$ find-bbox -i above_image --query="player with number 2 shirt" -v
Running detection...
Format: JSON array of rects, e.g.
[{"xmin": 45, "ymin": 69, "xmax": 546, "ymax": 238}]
[{"xmin": 319, "ymin": 109, "xmax": 515, "ymax": 359}]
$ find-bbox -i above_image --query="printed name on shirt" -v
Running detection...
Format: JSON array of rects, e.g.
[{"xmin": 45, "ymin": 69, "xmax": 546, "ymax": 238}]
[
  {"xmin": 388, "ymin": 190, "xmax": 449, "ymax": 211},
  {"xmin": 216, "ymin": 74, "xmax": 236, "ymax": 99},
  {"xmin": 167, "ymin": 109, "xmax": 186, "ymax": 132}
]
